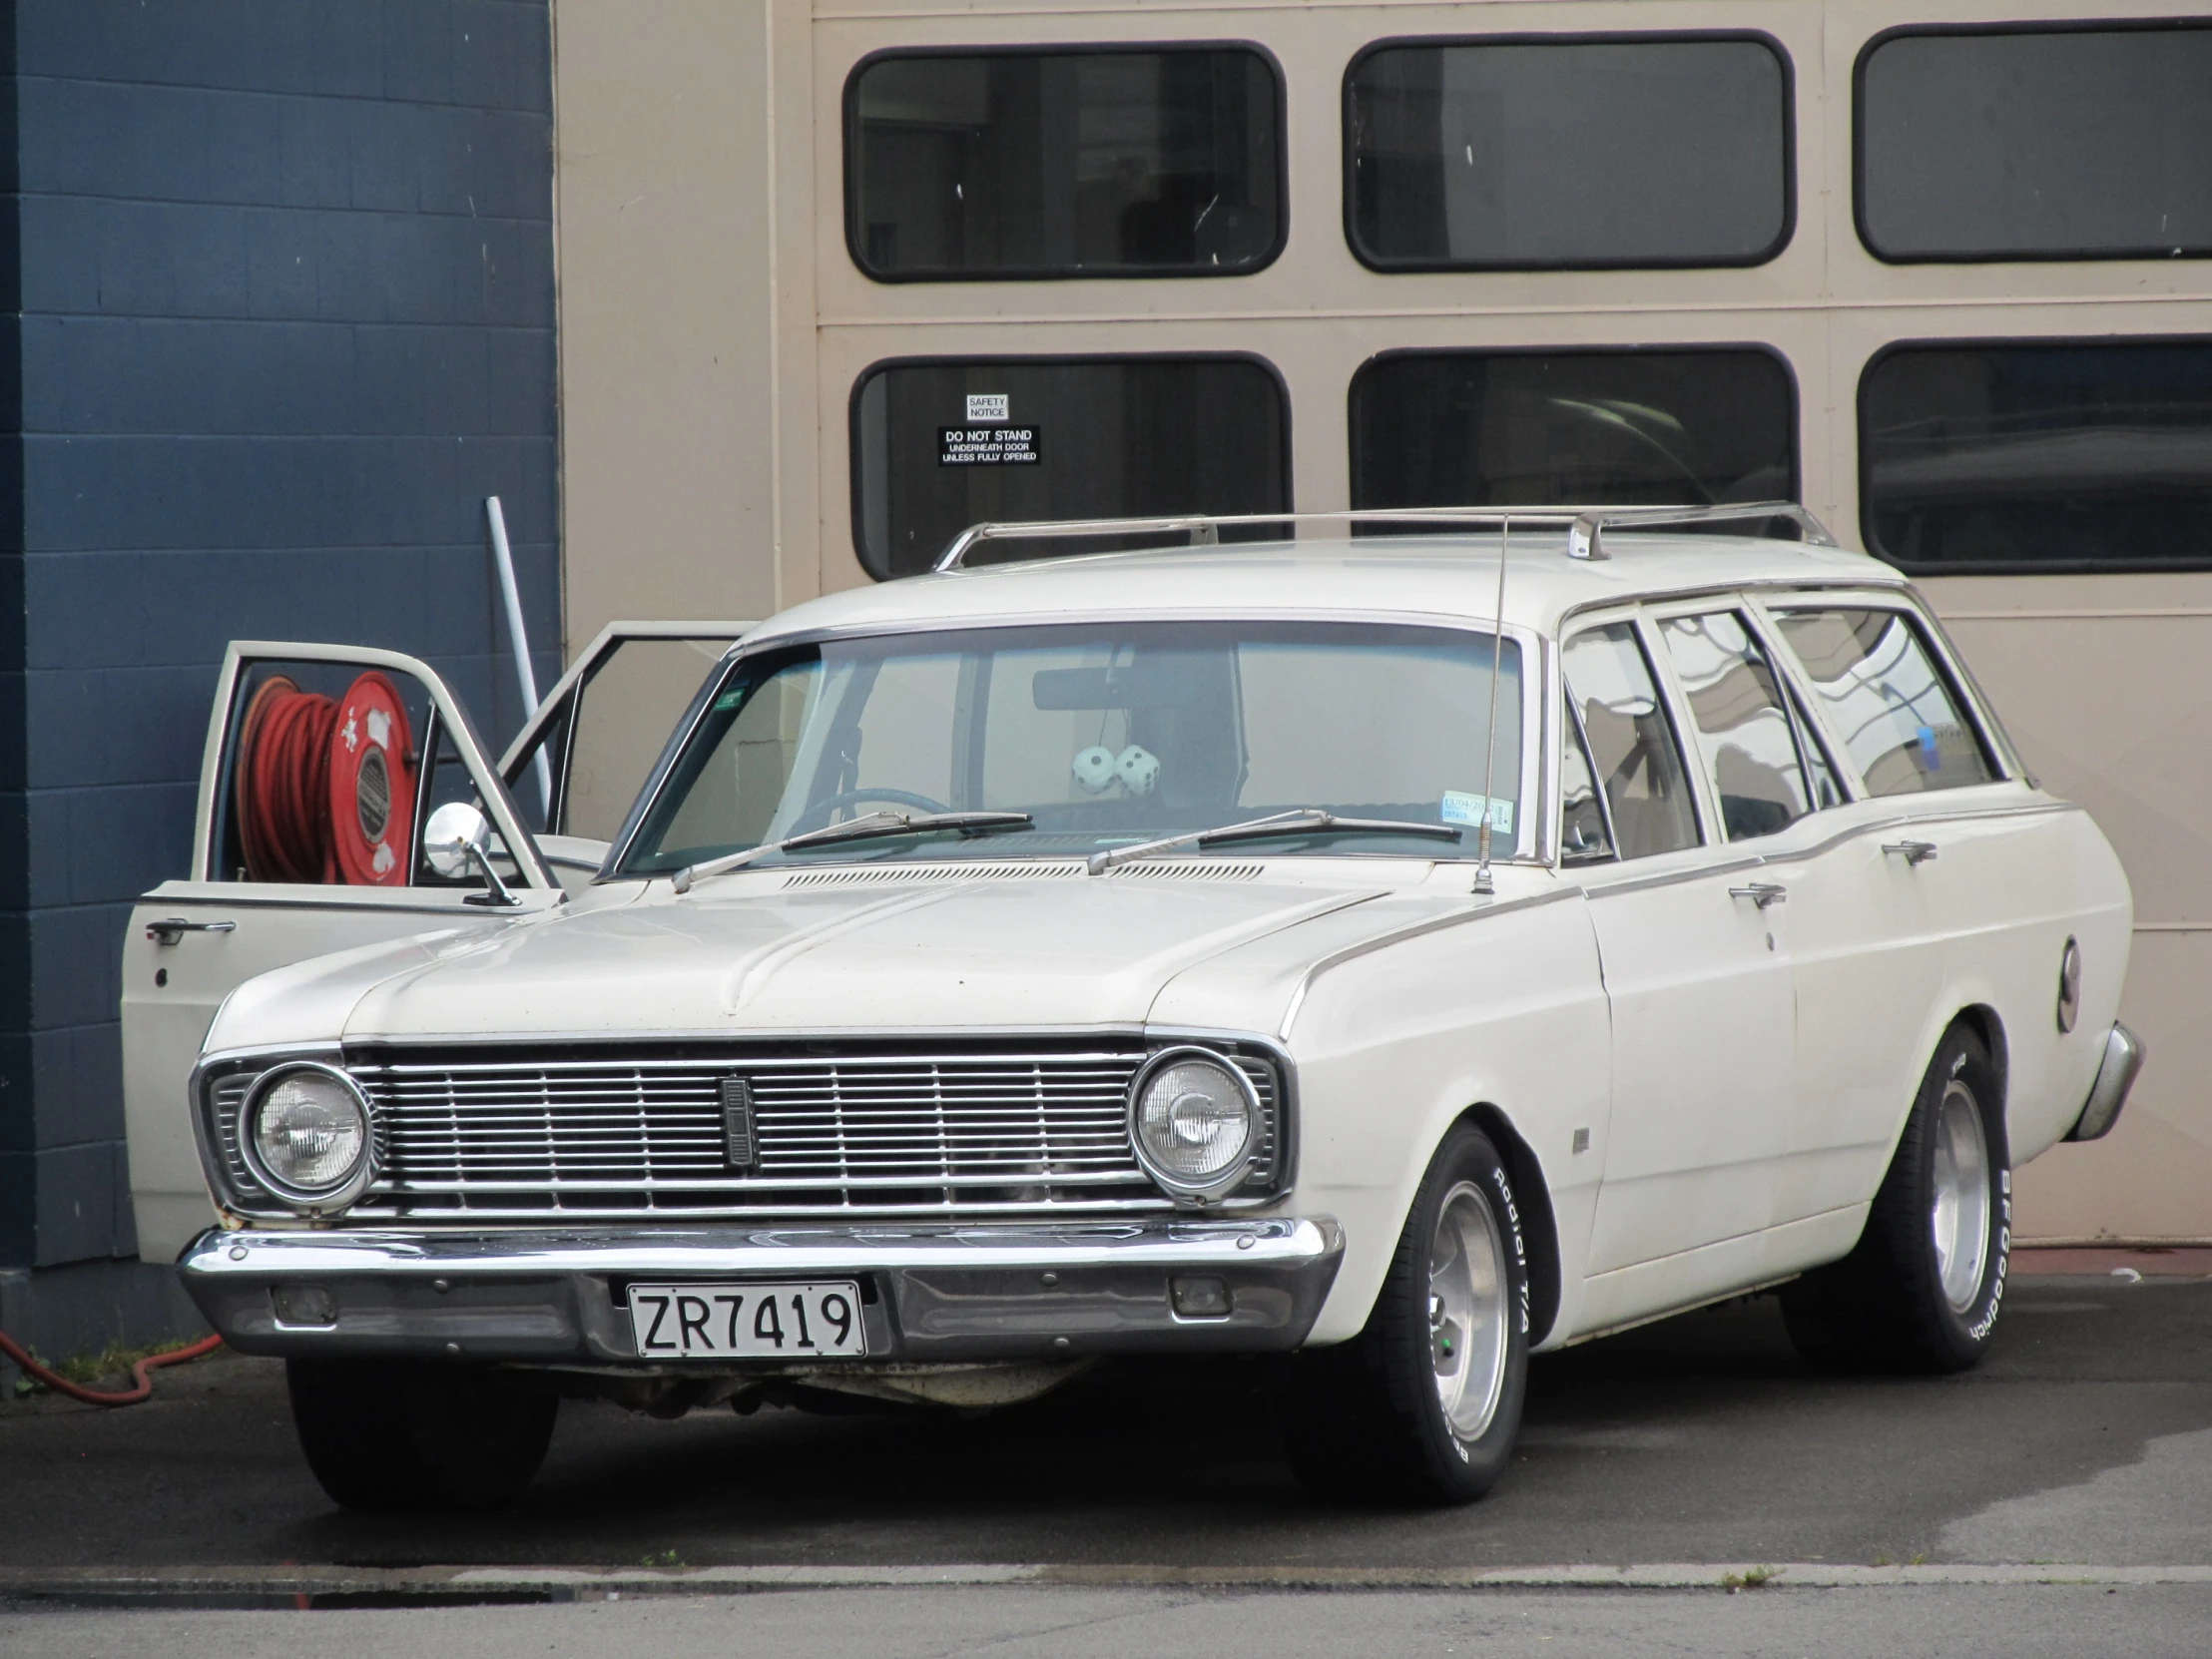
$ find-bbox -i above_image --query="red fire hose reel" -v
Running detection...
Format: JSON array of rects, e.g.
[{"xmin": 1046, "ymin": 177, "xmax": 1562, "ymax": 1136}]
[{"xmin": 235, "ymin": 672, "xmax": 417, "ymax": 885}]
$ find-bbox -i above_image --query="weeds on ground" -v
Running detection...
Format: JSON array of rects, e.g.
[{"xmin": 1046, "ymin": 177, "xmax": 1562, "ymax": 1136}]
[{"xmin": 1720, "ymin": 1566, "xmax": 1779, "ymax": 1592}]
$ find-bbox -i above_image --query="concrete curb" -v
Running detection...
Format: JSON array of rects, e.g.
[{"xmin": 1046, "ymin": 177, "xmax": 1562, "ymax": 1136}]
[{"xmin": 7, "ymin": 1561, "xmax": 2212, "ymax": 1604}]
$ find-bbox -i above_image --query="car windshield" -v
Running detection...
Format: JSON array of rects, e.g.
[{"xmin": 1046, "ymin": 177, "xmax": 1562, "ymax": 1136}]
[{"xmin": 618, "ymin": 620, "xmax": 1527, "ymax": 873}]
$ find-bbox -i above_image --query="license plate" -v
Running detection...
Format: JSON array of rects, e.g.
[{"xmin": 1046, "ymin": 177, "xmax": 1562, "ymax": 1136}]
[{"xmin": 626, "ymin": 1281, "xmax": 866, "ymax": 1359}]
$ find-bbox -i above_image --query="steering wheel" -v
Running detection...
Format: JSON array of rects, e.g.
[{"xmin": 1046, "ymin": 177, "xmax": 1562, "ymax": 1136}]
[{"xmin": 789, "ymin": 787, "xmax": 950, "ymax": 836}]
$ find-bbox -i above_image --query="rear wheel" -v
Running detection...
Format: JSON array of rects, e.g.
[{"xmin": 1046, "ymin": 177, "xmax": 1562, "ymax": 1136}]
[
  {"xmin": 1280, "ymin": 1123, "xmax": 1529, "ymax": 1504},
  {"xmin": 286, "ymin": 1359, "xmax": 557, "ymax": 1511},
  {"xmin": 1781, "ymin": 1025, "xmax": 2010, "ymax": 1374}
]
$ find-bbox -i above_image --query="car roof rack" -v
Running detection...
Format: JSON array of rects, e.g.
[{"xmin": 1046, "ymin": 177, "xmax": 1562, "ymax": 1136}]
[{"xmin": 931, "ymin": 501, "xmax": 1839, "ymax": 573}]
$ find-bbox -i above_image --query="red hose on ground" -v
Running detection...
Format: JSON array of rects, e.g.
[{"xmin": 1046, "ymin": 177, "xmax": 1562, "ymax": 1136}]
[{"xmin": 0, "ymin": 1330, "xmax": 225, "ymax": 1407}]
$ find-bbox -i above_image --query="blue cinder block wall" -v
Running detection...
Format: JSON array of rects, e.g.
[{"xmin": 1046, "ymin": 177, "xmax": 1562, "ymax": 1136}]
[{"xmin": 0, "ymin": 0, "xmax": 560, "ymax": 1318}]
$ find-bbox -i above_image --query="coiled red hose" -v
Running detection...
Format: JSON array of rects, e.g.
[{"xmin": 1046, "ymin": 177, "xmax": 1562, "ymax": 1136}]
[
  {"xmin": 0, "ymin": 1330, "xmax": 224, "ymax": 1407},
  {"xmin": 237, "ymin": 676, "xmax": 340, "ymax": 882}
]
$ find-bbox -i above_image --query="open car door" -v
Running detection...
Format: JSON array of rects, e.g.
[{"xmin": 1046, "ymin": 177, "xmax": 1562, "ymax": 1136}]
[
  {"xmin": 497, "ymin": 621, "xmax": 751, "ymax": 887},
  {"xmin": 123, "ymin": 642, "xmax": 565, "ymax": 1262}
]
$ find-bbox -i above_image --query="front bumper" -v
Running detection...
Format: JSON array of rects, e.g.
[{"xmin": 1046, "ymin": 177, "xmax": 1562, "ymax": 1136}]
[{"xmin": 179, "ymin": 1217, "xmax": 1344, "ymax": 1368}]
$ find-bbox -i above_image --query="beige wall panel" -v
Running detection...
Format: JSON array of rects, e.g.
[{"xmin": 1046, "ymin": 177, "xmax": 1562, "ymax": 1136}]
[
  {"xmin": 2013, "ymin": 932, "xmax": 2212, "ymax": 1242},
  {"xmin": 553, "ymin": 0, "xmax": 782, "ymax": 648}
]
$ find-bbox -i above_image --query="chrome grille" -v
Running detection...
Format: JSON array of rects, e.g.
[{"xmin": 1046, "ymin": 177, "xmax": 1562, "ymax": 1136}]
[{"xmin": 206, "ymin": 1046, "xmax": 1281, "ymax": 1223}]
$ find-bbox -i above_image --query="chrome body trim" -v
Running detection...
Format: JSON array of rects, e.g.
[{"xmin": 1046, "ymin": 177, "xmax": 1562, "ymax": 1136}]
[
  {"xmin": 178, "ymin": 1216, "xmax": 1346, "ymax": 1366},
  {"xmin": 2066, "ymin": 1023, "xmax": 2145, "ymax": 1144},
  {"xmin": 1276, "ymin": 885, "xmax": 1582, "ymax": 1040}
]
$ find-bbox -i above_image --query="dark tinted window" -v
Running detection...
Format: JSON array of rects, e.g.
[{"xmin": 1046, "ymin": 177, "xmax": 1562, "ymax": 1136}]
[
  {"xmin": 1351, "ymin": 350, "xmax": 1794, "ymax": 509},
  {"xmin": 1859, "ymin": 25, "xmax": 2212, "ymax": 262},
  {"xmin": 1346, "ymin": 36, "xmax": 1790, "ymax": 270},
  {"xmin": 852, "ymin": 358, "xmax": 1291, "ymax": 579},
  {"xmin": 845, "ymin": 48, "xmax": 1283, "ymax": 279},
  {"xmin": 1861, "ymin": 341, "xmax": 2212, "ymax": 571}
]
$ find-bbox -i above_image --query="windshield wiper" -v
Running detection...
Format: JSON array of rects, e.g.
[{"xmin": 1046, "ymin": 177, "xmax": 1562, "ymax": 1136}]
[
  {"xmin": 1085, "ymin": 808, "xmax": 1464, "ymax": 875},
  {"xmin": 671, "ymin": 811, "xmax": 1035, "ymax": 892}
]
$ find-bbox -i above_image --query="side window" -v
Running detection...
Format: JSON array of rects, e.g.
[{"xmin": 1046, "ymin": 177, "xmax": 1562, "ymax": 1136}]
[
  {"xmin": 1561, "ymin": 624, "xmax": 1700, "ymax": 858},
  {"xmin": 1559, "ymin": 693, "xmax": 1614, "ymax": 864},
  {"xmin": 1656, "ymin": 610, "xmax": 1814, "ymax": 841},
  {"xmin": 1771, "ymin": 609, "xmax": 1998, "ymax": 796}
]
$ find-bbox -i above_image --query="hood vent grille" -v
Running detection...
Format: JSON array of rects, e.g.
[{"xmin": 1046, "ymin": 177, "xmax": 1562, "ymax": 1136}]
[
  {"xmin": 780, "ymin": 861, "xmax": 1085, "ymax": 888},
  {"xmin": 1105, "ymin": 860, "xmax": 1265, "ymax": 881}
]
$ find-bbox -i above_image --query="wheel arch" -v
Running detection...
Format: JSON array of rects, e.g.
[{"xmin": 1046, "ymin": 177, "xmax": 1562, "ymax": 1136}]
[
  {"xmin": 1456, "ymin": 1102, "xmax": 1563, "ymax": 1348},
  {"xmin": 1950, "ymin": 1002, "xmax": 2012, "ymax": 1128}
]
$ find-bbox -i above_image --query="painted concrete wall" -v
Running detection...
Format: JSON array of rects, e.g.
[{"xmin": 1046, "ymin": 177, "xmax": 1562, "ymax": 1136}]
[{"xmin": 0, "ymin": 0, "xmax": 561, "ymax": 1273}]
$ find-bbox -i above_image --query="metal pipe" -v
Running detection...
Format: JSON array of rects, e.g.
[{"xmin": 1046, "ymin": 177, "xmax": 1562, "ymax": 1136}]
[{"xmin": 485, "ymin": 495, "xmax": 552, "ymax": 815}]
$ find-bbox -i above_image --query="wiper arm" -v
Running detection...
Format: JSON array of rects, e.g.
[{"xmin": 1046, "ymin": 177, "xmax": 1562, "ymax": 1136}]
[
  {"xmin": 672, "ymin": 811, "xmax": 1035, "ymax": 893},
  {"xmin": 1085, "ymin": 809, "xmax": 1464, "ymax": 875}
]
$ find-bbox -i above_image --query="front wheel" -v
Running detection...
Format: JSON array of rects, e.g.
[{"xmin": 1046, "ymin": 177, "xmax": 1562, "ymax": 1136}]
[
  {"xmin": 1279, "ymin": 1122, "xmax": 1530, "ymax": 1504},
  {"xmin": 287, "ymin": 1359, "xmax": 558, "ymax": 1511},
  {"xmin": 1781, "ymin": 1024, "xmax": 2010, "ymax": 1374}
]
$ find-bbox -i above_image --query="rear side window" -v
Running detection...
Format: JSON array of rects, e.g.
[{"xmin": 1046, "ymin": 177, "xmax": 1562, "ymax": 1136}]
[
  {"xmin": 1656, "ymin": 611, "xmax": 1817, "ymax": 841},
  {"xmin": 1561, "ymin": 623, "xmax": 1700, "ymax": 858},
  {"xmin": 1858, "ymin": 24, "xmax": 2212, "ymax": 262},
  {"xmin": 1346, "ymin": 35, "xmax": 1792, "ymax": 270},
  {"xmin": 845, "ymin": 47, "xmax": 1285, "ymax": 280},
  {"xmin": 1772, "ymin": 609, "xmax": 1997, "ymax": 796},
  {"xmin": 850, "ymin": 356, "xmax": 1291, "ymax": 579}
]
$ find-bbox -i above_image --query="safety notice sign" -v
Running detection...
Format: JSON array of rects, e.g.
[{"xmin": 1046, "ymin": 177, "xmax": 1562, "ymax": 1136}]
[{"xmin": 940, "ymin": 426, "xmax": 1041, "ymax": 466}]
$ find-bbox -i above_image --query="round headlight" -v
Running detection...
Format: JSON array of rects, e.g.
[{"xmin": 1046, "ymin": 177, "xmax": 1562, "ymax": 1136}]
[
  {"xmin": 1130, "ymin": 1048, "xmax": 1259, "ymax": 1199},
  {"xmin": 244, "ymin": 1063, "xmax": 373, "ymax": 1211}
]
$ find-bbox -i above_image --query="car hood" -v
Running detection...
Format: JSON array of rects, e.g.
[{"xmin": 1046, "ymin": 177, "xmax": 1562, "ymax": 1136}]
[{"xmin": 338, "ymin": 875, "xmax": 1390, "ymax": 1039}]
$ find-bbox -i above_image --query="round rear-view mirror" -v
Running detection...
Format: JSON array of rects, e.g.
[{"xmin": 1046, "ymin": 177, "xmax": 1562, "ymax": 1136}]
[{"xmin": 422, "ymin": 802, "xmax": 491, "ymax": 881}]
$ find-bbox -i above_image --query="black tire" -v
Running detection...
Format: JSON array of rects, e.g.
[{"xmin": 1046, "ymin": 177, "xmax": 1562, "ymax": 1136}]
[
  {"xmin": 1781, "ymin": 1025, "xmax": 2010, "ymax": 1375},
  {"xmin": 1279, "ymin": 1122, "xmax": 1530, "ymax": 1505},
  {"xmin": 286, "ymin": 1359, "xmax": 558, "ymax": 1511}
]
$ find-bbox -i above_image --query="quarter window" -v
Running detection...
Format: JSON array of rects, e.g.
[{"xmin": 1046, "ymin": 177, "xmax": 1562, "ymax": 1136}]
[
  {"xmin": 1656, "ymin": 611, "xmax": 1815, "ymax": 841},
  {"xmin": 1771, "ymin": 609, "xmax": 1997, "ymax": 797},
  {"xmin": 1860, "ymin": 341, "xmax": 2212, "ymax": 572},
  {"xmin": 1858, "ymin": 25, "xmax": 2212, "ymax": 263},
  {"xmin": 851, "ymin": 357, "xmax": 1291, "ymax": 580},
  {"xmin": 1345, "ymin": 36, "xmax": 1791, "ymax": 271},
  {"xmin": 1560, "ymin": 623, "xmax": 1700, "ymax": 859},
  {"xmin": 1351, "ymin": 349, "xmax": 1795, "ymax": 510},
  {"xmin": 845, "ymin": 47, "xmax": 1284, "ymax": 280}
]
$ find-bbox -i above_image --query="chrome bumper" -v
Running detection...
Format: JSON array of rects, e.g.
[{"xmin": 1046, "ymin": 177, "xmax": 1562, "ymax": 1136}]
[
  {"xmin": 2066, "ymin": 1022, "xmax": 2146, "ymax": 1143},
  {"xmin": 179, "ymin": 1217, "xmax": 1344, "ymax": 1367}
]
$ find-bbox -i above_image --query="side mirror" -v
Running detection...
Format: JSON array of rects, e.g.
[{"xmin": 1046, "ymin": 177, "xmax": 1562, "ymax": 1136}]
[{"xmin": 423, "ymin": 802, "xmax": 491, "ymax": 881}]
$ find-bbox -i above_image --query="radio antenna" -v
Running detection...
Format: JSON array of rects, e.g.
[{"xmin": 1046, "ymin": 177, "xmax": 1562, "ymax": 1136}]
[{"xmin": 1473, "ymin": 515, "xmax": 1510, "ymax": 895}]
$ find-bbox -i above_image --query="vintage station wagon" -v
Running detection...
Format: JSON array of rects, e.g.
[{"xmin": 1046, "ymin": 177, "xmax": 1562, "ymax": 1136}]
[{"xmin": 121, "ymin": 505, "xmax": 2143, "ymax": 1509}]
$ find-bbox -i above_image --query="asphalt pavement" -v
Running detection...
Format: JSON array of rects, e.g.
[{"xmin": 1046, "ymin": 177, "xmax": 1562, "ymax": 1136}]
[{"xmin": 4, "ymin": 1267, "xmax": 2209, "ymax": 1654}]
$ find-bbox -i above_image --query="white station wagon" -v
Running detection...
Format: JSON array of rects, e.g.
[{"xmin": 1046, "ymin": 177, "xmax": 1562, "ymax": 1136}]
[{"xmin": 121, "ymin": 505, "xmax": 2143, "ymax": 1510}]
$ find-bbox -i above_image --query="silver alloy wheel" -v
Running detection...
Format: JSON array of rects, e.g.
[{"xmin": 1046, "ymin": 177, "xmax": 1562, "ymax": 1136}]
[
  {"xmin": 1931, "ymin": 1079, "xmax": 1992, "ymax": 1312},
  {"xmin": 1428, "ymin": 1179, "xmax": 1509, "ymax": 1440}
]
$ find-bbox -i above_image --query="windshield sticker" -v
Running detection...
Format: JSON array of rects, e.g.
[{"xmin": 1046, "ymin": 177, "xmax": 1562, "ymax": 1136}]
[
  {"xmin": 940, "ymin": 426, "xmax": 1040, "ymax": 466},
  {"xmin": 713, "ymin": 690, "xmax": 746, "ymax": 712},
  {"xmin": 1441, "ymin": 791, "xmax": 1513, "ymax": 833}
]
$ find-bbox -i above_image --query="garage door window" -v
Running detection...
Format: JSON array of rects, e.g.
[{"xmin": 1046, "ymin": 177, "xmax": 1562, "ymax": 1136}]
[
  {"xmin": 1860, "ymin": 341, "xmax": 2212, "ymax": 572},
  {"xmin": 1858, "ymin": 24, "xmax": 2212, "ymax": 263},
  {"xmin": 1351, "ymin": 349, "xmax": 1795, "ymax": 510},
  {"xmin": 851, "ymin": 357, "xmax": 1292, "ymax": 580},
  {"xmin": 1346, "ymin": 36, "xmax": 1792, "ymax": 271},
  {"xmin": 845, "ymin": 47, "xmax": 1285, "ymax": 280},
  {"xmin": 1772, "ymin": 609, "xmax": 1996, "ymax": 796}
]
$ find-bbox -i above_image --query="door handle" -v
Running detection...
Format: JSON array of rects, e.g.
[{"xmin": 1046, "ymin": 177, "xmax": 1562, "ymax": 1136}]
[
  {"xmin": 1883, "ymin": 839, "xmax": 1939, "ymax": 867},
  {"xmin": 146, "ymin": 917, "xmax": 238, "ymax": 946},
  {"xmin": 1728, "ymin": 882, "xmax": 1788, "ymax": 909}
]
